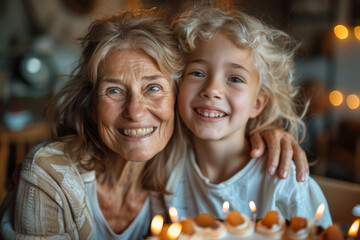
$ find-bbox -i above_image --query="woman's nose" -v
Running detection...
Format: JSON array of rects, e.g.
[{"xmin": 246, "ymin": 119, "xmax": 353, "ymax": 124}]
[
  {"xmin": 123, "ymin": 94, "xmax": 147, "ymax": 121},
  {"xmin": 200, "ymin": 79, "xmax": 223, "ymax": 100}
]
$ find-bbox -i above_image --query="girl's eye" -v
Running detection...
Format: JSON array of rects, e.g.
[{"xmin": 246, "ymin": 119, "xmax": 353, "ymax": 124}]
[
  {"xmin": 190, "ymin": 71, "xmax": 205, "ymax": 78},
  {"xmin": 147, "ymin": 85, "xmax": 160, "ymax": 92},
  {"xmin": 229, "ymin": 76, "xmax": 244, "ymax": 83}
]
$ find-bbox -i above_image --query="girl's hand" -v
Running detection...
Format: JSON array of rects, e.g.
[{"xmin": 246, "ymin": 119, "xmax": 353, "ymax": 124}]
[{"xmin": 249, "ymin": 129, "xmax": 309, "ymax": 182}]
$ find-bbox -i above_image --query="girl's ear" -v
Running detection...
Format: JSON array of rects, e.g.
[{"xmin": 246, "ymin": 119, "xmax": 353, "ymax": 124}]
[{"xmin": 250, "ymin": 91, "xmax": 269, "ymax": 119}]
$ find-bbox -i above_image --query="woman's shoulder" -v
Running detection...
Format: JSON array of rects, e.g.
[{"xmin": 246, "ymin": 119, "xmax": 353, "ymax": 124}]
[{"xmin": 21, "ymin": 141, "xmax": 90, "ymax": 185}]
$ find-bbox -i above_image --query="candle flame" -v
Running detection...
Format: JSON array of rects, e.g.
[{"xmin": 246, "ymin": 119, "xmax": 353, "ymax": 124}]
[
  {"xmin": 151, "ymin": 215, "xmax": 164, "ymax": 236},
  {"xmin": 167, "ymin": 222, "xmax": 182, "ymax": 240},
  {"xmin": 223, "ymin": 201, "xmax": 230, "ymax": 213},
  {"xmin": 348, "ymin": 219, "xmax": 360, "ymax": 237},
  {"xmin": 315, "ymin": 203, "xmax": 325, "ymax": 221},
  {"xmin": 169, "ymin": 206, "xmax": 178, "ymax": 223},
  {"xmin": 249, "ymin": 201, "xmax": 256, "ymax": 213}
]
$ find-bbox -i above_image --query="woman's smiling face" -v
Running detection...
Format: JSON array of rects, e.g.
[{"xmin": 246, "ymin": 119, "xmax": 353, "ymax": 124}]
[{"xmin": 96, "ymin": 49, "xmax": 176, "ymax": 162}]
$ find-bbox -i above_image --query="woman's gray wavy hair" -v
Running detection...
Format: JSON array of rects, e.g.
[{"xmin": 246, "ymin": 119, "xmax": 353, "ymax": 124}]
[
  {"xmin": 45, "ymin": 8, "xmax": 185, "ymax": 191},
  {"xmin": 173, "ymin": 7, "xmax": 307, "ymax": 141}
]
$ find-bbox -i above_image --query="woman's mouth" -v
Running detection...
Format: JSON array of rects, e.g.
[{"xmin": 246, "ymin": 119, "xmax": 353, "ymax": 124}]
[{"xmin": 120, "ymin": 127, "xmax": 155, "ymax": 137}]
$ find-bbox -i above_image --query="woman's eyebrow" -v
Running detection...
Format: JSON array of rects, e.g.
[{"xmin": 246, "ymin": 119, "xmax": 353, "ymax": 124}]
[
  {"xmin": 142, "ymin": 75, "xmax": 166, "ymax": 81},
  {"xmin": 102, "ymin": 78, "xmax": 120, "ymax": 83}
]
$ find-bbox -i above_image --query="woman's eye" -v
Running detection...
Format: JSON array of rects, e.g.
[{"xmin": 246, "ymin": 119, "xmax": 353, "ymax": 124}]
[
  {"xmin": 229, "ymin": 76, "xmax": 244, "ymax": 83},
  {"xmin": 105, "ymin": 87, "xmax": 123, "ymax": 100},
  {"xmin": 147, "ymin": 85, "xmax": 161, "ymax": 92},
  {"xmin": 190, "ymin": 71, "xmax": 205, "ymax": 78},
  {"xmin": 108, "ymin": 88, "xmax": 121, "ymax": 94}
]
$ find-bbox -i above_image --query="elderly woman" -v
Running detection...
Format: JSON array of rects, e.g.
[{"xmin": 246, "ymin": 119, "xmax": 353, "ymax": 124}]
[{"xmin": 0, "ymin": 8, "xmax": 308, "ymax": 240}]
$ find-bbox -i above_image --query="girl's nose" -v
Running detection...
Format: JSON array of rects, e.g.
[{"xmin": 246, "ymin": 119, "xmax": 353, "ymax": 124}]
[{"xmin": 200, "ymin": 78, "xmax": 223, "ymax": 100}]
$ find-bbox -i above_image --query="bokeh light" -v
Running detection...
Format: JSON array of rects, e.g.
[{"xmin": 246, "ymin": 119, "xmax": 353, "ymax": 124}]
[
  {"xmin": 354, "ymin": 26, "xmax": 360, "ymax": 40},
  {"xmin": 346, "ymin": 94, "xmax": 360, "ymax": 109},
  {"xmin": 334, "ymin": 25, "xmax": 349, "ymax": 39},
  {"xmin": 329, "ymin": 90, "xmax": 343, "ymax": 106}
]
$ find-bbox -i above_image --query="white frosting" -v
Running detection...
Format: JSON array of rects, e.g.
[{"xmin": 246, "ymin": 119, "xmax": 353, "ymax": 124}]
[
  {"xmin": 231, "ymin": 214, "xmax": 251, "ymax": 229},
  {"xmin": 286, "ymin": 220, "xmax": 311, "ymax": 239},
  {"xmin": 194, "ymin": 220, "xmax": 226, "ymax": 239},
  {"xmin": 256, "ymin": 217, "xmax": 285, "ymax": 233}
]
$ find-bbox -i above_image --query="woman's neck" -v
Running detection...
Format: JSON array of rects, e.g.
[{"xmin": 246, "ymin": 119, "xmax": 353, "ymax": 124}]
[
  {"xmin": 192, "ymin": 130, "xmax": 251, "ymax": 184},
  {"xmin": 96, "ymin": 153, "xmax": 148, "ymax": 193},
  {"xmin": 95, "ymin": 154, "xmax": 149, "ymax": 234}
]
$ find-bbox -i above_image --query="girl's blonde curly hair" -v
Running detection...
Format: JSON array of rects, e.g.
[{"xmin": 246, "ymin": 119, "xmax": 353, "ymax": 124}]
[{"xmin": 173, "ymin": 7, "xmax": 307, "ymax": 141}]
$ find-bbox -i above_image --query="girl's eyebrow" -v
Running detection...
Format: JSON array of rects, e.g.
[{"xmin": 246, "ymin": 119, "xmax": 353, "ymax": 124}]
[
  {"xmin": 228, "ymin": 62, "xmax": 250, "ymax": 73},
  {"xmin": 188, "ymin": 58, "xmax": 250, "ymax": 74}
]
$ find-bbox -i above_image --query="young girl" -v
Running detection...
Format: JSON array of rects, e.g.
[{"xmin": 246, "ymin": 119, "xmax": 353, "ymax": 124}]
[{"xmin": 161, "ymin": 7, "xmax": 332, "ymax": 228}]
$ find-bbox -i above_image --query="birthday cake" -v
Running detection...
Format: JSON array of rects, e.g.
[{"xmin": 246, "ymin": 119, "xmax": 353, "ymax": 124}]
[{"xmin": 147, "ymin": 209, "xmax": 347, "ymax": 240}]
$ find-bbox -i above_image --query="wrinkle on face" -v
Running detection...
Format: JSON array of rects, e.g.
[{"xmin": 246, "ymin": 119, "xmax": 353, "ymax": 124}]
[{"xmin": 95, "ymin": 49, "xmax": 176, "ymax": 162}]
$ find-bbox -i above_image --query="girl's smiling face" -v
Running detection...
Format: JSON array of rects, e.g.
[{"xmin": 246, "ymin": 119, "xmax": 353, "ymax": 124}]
[
  {"xmin": 178, "ymin": 34, "xmax": 268, "ymax": 141},
  {"xmin": 96, "ymin": 49, "xmax": 176, "ymax": 162}
]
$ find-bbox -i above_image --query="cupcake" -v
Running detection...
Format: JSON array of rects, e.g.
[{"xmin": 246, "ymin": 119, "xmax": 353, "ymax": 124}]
[
  {"xmin": 177, "ymin": 219, "xmax": 201, "ymax": 240},
  {"xmin": 315, "ymin": 224, "xmax": 344, "ymax": 240},
  {"xmin": 193, "ymin": 213, "xmax": 226, "ymax": 239},
  {"xmin": 256, "ymin": 210, "xmax": 285, "ymax": 239},
  {"xmin": 283, "ymin": 217, "xmax": 312, "ymax": 240},
  {"xmin": 225, "ymin": 210, "xmax": 254, "ymax": 236}
]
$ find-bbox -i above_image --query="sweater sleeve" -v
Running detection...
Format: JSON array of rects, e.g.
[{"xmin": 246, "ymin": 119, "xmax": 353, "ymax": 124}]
[{"xmin": 0, "ymin": 142, "xmax": 95, "ymax": 240}]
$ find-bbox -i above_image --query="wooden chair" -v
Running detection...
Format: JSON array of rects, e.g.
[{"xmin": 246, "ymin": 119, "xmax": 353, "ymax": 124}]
[
  {"xmin": 313, "ymin": 175, "xmax": 360, "ymax": 225},
  {"xmin": 0, "ymin": 122, "xmax": 51, "ymax": 202}
]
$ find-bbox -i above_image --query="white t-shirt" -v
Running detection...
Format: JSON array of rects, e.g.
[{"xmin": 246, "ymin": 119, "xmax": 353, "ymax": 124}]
[
  {"xmin": 162, "ymin": 147, "xmax": 332, "ymax": 228},
  {"xmin": 85, "ymin": 180, "xmax": 151, "ymax": 240}
]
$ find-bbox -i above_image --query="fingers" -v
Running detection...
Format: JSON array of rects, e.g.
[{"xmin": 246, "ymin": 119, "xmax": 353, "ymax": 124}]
[
  {"xmin": 292, "ymin": 141, "xmax": 309, "ymax": 182},
  {"xmin": 249, "ymin": 131, "xmax": 266, "ymax": 159},
  {"xmin": 257, "ymin": 129, "xmax": 282, "ymax": 176},
  {"xmin": 251, "ymin": 128, "xmax": 309, "ymax": 182},
  {"xmin": 278, "ymin": 137, "xmax": 293, "ymax": 179}
]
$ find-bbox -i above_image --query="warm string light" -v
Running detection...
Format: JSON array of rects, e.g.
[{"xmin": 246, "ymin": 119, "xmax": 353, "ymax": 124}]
[
  {"xmin": 328, "ymin": 90, "xmax": 360, "ymax": 110},
  {"xmin": 333, "ymin": 24, "xmax": 360, "ymax": 40},
  {"xmin": 334, "ymin": 25, "xmax": 349, "ymax": 39}
]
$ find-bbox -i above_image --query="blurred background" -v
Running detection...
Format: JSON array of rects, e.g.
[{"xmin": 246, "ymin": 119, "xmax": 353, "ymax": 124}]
[{"xmin": 0, "ymin": 0, "xmax": 359, "ymax": 183}]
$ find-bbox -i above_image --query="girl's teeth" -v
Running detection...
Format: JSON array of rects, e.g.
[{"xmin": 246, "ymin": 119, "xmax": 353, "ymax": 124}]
[
  {"xmin": 198, "ymin": 110, "xmax": 225, "ymax": 118},
  {"xmin": 123, "ymin": 127, "xmax": 154, "ymax": 137}
]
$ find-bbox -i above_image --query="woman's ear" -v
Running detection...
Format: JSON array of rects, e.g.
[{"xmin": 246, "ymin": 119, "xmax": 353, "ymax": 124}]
[{"xmin": 250, "ymin": 91, "xmax": 269, "ymax": 119}]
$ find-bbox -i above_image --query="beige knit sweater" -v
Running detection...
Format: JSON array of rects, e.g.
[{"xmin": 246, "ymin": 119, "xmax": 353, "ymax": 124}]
[{"xmin": 0, "ymin": 142, "xmax": 96, "ymax": 239}]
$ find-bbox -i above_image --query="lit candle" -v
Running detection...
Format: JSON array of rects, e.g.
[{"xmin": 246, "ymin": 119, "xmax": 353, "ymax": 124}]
[
  {"xmin": 223, "ymin": 201, "xmax": 230, "ymax": 220},
  {"xmin": 315, "ymin": 203, "xmax": 325, "ymax": 224},
  {"xmin": 169, "ymin": 206, "xmax": 179, "ymax": 223},
  {"xmin": 347, "ymin": 219, "xmax": 360, "ymax": 240},
  {"xmin": 167, "ymin": 222, "xmax": 182, "ymax": 240},
  {"xmin": 150, "ymin": 215, "xmax": 164, "ymax": 236},
  {"xmin": 249, "ymin": 201, "xmax": 257, "ymax": 224}
]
